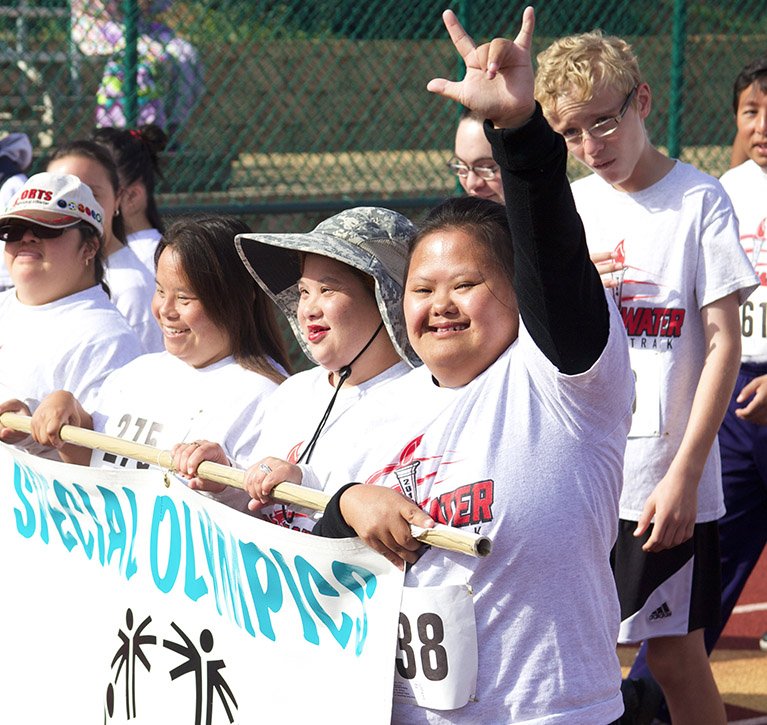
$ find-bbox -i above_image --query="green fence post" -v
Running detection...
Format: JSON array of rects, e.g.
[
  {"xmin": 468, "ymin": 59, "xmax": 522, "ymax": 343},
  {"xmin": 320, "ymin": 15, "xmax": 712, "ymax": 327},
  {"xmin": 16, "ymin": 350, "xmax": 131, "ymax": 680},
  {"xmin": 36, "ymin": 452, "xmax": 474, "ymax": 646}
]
[
  {"xmin": 667, "ymin": 0, "xmax": 687, "ymax": 159},
  {"xmin": 452, "ymin": 0, "xmax": 473, "ymax": 196},
  {"xmin": 123, "ymin": 0, "xmax": 139, "ymax": 128}
]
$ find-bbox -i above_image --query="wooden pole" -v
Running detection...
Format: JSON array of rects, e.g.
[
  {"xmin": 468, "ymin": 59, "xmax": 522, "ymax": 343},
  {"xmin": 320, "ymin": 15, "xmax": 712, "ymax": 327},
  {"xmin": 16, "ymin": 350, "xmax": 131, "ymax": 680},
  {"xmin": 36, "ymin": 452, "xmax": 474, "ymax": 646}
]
[{"xmin": 0, "ymin": 412, "xmax": 492, "ymax": 558}]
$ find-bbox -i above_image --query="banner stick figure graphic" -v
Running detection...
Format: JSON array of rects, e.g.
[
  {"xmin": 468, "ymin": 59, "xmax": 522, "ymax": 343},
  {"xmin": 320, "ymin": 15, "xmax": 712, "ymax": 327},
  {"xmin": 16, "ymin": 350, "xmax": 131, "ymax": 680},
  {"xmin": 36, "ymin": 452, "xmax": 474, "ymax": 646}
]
[
  {"xmin": 107, "ymin": 608, "xmax": 156, "ymax": 720},
  {"xmin": 164, "ymin": 622, "xmax": 237, "ymax": 725}
]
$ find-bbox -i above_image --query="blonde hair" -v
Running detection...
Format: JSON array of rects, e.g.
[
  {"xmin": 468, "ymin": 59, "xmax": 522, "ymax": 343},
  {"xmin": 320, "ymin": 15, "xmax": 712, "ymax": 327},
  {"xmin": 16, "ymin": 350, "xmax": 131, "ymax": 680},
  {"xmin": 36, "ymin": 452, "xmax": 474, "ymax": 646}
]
[{"xmin": 535, "ymin": 30, "xmax": 641, "ymax": 117}]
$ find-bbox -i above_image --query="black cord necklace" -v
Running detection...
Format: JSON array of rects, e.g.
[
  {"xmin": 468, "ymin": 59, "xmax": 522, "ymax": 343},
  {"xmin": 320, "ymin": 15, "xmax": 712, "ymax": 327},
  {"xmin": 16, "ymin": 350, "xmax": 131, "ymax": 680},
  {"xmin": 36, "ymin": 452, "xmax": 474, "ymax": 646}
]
[{"xmin": 297, "ymin": 321, "xmax": 385, "ymax": 465}]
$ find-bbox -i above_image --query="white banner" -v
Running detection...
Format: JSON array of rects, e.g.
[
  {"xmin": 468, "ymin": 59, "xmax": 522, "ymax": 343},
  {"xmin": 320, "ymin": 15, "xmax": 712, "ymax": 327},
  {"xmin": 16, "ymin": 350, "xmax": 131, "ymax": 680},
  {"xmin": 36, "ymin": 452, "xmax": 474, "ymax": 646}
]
[{"xmin": 0, "ymin": 443, "xmax": 404, "ymax": 724}]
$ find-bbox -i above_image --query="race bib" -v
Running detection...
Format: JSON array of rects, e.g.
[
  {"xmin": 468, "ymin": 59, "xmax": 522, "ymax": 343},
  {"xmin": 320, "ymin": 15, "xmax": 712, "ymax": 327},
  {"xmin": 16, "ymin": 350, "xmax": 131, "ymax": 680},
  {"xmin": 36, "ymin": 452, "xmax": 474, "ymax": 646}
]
[
  {"xmin": 95, "ymin": 413, "xmax": 165, "ymax": 469},
  {"xmin": 740, "ymin": 285, "xmax": 767, "ymax": 361},
  {"xmin": 628, "ymin": 348, "xmax": 661, "ymax": 438},
  {"xmin": 393, "ymin": 584, "xmax": 477, "ymax": 711}
]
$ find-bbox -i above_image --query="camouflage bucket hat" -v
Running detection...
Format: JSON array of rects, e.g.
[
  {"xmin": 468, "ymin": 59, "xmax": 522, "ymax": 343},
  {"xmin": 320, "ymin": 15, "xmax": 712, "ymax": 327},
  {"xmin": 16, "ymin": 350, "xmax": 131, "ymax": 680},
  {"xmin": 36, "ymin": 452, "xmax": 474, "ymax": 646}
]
[{"xmin": 235, "ymin": 206, "xmax": 420, "ymax": 367}]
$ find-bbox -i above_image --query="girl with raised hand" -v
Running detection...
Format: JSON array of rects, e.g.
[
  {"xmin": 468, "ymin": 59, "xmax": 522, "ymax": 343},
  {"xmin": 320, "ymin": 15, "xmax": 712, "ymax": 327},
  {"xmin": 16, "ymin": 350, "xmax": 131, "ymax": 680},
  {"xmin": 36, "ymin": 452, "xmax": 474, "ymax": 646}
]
[
  {"xmin": 170, "ymin": 207, "xmax": 420, "ymax": 525},
  {"xmin": 0, "ymin": 172, "xmax": 141, "ymax": 458},
  {"xmin": 294, "ymin": 8, "xmax": 634, "ymax": 723},
  {"xmin": 47, "ymin": 139, "xmax": 163, "ymax": 353},
  {"xmin": 91, "ymin": 124, "xmax": 168, "ymax": 274},
  {"xmin": 26, "ymin": 216, "xmax": 290, "ymax": 508}
]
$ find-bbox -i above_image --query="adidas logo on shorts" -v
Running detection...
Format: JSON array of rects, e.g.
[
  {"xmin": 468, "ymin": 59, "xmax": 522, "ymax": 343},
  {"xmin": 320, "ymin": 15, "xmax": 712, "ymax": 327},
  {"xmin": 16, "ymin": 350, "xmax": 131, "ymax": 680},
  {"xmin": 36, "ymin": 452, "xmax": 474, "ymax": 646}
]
[{"xmin": 648, "ymin": 602, "xmax": 672, "ymax": 621}]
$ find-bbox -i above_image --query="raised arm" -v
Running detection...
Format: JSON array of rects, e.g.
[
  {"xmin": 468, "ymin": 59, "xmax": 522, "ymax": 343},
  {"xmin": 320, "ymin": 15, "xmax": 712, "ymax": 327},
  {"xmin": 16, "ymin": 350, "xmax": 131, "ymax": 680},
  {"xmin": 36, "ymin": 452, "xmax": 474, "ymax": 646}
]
[{"xmin": 427, "ymin": 7, "xmax": 608, "ymax": 374}]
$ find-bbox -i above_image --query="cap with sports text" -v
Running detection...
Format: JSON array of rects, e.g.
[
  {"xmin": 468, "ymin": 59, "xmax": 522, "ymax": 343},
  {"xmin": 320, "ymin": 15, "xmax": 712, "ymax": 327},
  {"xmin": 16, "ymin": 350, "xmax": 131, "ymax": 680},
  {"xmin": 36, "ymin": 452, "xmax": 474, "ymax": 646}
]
[{"xmin": 0, "ymin": 172, "xmax": 104, "ymax": 235}]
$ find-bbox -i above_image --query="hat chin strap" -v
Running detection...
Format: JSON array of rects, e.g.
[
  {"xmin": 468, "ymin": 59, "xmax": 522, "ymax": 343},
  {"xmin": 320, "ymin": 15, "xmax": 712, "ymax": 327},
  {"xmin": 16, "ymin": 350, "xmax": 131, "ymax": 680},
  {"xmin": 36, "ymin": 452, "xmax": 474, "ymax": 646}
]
[
  {"xmin": 298, "ymin": 321, "xmax": 385, "ymax": 465},
  {"xmin": 335, "ymin": 320, "xmax": 385, "ymax": 383}
]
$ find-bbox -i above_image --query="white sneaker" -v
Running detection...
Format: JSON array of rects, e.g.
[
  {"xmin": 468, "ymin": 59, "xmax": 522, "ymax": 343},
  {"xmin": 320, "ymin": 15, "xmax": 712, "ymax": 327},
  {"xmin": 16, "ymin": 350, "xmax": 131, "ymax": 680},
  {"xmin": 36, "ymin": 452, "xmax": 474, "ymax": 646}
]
[{"xmin": 760, "ymin": 632, "xmax": 767, "ymax": 652}]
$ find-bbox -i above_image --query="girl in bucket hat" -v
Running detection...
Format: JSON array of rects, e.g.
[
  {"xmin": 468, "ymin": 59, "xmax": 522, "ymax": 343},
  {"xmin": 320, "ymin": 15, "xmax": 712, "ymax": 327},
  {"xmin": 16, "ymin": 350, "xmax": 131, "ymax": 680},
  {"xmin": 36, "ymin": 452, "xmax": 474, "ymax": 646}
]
[
  {"xmin": 170, "ymin": 206, "xmax": 419, "ymax": 527},
  {"xmin": 0, "ymin": 172, "xmax": 142, "ymax": 459}
]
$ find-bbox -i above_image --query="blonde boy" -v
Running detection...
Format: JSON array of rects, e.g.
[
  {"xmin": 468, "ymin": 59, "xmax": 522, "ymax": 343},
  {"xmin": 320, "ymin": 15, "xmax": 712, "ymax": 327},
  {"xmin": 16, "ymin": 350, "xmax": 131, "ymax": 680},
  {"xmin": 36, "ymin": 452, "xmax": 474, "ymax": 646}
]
[{"xmin": 535, "ymin": 32, "xmax": 757, "ymax": 725}]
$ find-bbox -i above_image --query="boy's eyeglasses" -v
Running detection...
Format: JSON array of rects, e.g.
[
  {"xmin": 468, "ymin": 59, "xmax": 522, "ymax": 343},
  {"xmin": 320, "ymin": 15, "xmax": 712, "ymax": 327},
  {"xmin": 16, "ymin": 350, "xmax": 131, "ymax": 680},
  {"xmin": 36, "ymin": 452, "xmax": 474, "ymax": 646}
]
[
  {"xmin": 447, "ymin": 157, "xmax": 499, "ymax": 181},
  {"xmin": 0, "ymin": 222, "xmax": 84, "ymax": 242},
  {"xmin": 561, "ymin": 86, "xmax": 638, "ymax": 146}
]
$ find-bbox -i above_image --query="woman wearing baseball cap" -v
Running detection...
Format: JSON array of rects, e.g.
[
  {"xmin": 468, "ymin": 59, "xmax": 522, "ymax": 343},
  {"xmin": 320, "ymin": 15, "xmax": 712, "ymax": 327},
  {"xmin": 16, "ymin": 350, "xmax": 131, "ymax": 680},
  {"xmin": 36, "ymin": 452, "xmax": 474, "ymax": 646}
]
[
  {"xmin": 0, "ymin": 172, "xmax": 142, "ymax": 458},
  {"xmin": 169, "ymin": 206, "xmax": 421, "ymax": 527}
]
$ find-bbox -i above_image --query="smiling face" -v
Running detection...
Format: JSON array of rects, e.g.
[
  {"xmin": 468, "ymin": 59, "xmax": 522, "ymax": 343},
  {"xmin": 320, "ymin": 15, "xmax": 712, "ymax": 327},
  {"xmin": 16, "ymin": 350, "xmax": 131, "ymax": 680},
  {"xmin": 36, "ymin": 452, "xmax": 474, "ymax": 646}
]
[
  {"xmin": 4, "ymin": 224, "xmax": 97, "ymax": 305},
  {"xmin": 454, "ymin": 117, "xmax": 505, "ymax": 204},
  {"xmin": 297, "ymin": 253, "xmax": 397, "ymax": 382},
  {"xmin": 548, "ymin": 82, "xmax": 653, "ymax": 192},
  {"xmin": 405, "ymin": 228, "xmax": 519, "ymax": 388},
  {"xmin": 152, "ymin": 247, "xmax": 232, "ymax": 368},
  {"xmin": 735, "ymin": 81, "xmax": 767, "ymax": 170}
]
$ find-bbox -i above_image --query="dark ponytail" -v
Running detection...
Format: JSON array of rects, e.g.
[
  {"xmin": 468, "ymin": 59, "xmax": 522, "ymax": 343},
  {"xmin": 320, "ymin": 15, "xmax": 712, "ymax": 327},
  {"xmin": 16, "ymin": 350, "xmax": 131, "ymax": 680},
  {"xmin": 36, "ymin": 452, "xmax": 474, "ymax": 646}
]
[{"xmin": 91, "ymin": 124, "xmax": 167, "ymax": 233}]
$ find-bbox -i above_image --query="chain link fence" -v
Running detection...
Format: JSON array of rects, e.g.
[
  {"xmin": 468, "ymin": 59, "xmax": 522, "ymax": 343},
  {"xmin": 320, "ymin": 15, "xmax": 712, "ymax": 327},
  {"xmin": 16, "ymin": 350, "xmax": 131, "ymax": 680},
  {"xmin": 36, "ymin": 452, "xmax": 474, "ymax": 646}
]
[
  {"xmin": 1, "ymin": 0, "xmax": 764, "ymax": 370},
  {"xmin": 0, "ymin": 0, "xmax": 765, "ymax": 227}
]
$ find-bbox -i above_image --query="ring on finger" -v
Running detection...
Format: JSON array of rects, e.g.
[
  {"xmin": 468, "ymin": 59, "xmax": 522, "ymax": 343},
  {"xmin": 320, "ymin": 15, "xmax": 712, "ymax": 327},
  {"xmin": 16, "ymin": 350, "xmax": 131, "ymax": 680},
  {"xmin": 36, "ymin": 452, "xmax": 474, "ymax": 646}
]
[{"xmin": 259, "ymin": 463, "xmax": 272, "ymax": 475}]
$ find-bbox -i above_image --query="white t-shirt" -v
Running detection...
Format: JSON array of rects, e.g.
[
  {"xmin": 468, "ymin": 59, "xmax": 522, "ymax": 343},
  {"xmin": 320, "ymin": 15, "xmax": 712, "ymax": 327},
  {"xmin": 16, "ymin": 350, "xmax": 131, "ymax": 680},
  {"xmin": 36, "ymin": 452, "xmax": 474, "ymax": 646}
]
[
  {"xmin": 720, "ymin": 159, "xmax": 767, "ymax": 363},
  {"xmin": 0, "ymin": 285, "xmax": 142, "ymax": 456},
  {"xmin": 104, "ymin": 244, "xmax": 164, "ymax": 354},
  {"xmin": 89, "ymin": 352, "xmax": 282, "ymax": 510},
  {"xmin": 90, "ymin": 351, "xmax": 279, "ymax": 466},
  {"xmin": 126, "ymin": 227, "xmax": 162, "ymax": 276},
  {"xmin": 253, "ymin": 361, "xmax": 411, "ymax": 530},
  {"xmin": 573, "ymin": 161, "xmax": 758, "ymax": 522},
  {"xmin": 312, "ymin": 300, "xmax": 633, "ymax": 725}
]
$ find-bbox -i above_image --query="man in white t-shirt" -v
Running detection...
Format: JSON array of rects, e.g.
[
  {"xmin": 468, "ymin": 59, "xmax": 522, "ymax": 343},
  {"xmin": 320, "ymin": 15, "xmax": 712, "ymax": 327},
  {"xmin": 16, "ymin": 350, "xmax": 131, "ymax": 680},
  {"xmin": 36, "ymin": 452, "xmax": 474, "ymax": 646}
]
[
  {"xmin": 535, "ymin": 31, "xmax": 758, "ymax": 725},
  {"xmin": 714, "ymin": 57, "xmax": 767, "ymax": 656}
]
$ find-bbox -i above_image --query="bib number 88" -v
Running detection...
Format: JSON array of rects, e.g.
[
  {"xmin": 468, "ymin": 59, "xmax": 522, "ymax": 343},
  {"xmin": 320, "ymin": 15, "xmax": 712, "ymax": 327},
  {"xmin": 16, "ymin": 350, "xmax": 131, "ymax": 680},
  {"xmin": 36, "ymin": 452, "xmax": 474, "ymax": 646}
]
[{"xmin": 396, "ymin": 611, "xmax": 449, "ymax": 682}]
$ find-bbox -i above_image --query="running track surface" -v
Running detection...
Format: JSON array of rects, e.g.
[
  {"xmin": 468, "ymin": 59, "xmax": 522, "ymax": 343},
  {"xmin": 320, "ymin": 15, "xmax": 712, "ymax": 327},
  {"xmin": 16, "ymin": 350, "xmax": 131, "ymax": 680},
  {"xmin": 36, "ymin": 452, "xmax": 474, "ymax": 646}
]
[{"xmin": 620, "ymin": 547, "xmax": 767, "ymax": 723}]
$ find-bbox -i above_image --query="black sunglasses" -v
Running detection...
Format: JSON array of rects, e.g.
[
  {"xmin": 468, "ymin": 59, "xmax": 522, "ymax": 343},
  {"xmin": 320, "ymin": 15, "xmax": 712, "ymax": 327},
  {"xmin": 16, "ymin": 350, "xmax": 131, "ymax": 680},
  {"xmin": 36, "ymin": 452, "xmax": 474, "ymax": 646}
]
[{"xmin": 0, "ymin": 222, "xmax": 86, "ymax": 243}]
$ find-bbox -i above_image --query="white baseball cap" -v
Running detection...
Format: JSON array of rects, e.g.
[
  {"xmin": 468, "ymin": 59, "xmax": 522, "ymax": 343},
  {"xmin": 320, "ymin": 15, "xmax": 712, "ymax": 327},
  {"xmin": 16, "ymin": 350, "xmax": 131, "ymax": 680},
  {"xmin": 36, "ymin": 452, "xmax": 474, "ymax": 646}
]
[{"xmin": 0, "ymin": 172, "xmax": 104, "ymax": 235}]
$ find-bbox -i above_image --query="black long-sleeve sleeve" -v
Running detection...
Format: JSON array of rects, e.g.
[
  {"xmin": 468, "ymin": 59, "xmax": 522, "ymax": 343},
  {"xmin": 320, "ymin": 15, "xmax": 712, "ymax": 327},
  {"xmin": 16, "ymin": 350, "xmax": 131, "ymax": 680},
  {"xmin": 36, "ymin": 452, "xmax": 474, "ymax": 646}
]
[
  {"xmin": 312, "ymin": 482, "xmax": 359, "ymax": 538},
  {"xmin": 485, "ymin": 104, "xmax": 609, "ymax": 375}
]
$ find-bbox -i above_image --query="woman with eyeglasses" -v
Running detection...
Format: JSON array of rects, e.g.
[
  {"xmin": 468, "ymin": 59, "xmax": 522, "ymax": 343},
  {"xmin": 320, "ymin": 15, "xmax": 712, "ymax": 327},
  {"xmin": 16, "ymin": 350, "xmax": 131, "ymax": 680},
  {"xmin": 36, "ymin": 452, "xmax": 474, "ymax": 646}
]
[
  {"xmin": 449, "ymin": 107, "xmax": 505, "ymax": 205},
  {"xmin": 47, "ymin": 139, "xmax": 163, "ymax": 353},
  {"xmin": 0, "ymin": 172, "xmax": 142, "ymax": 458}
]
